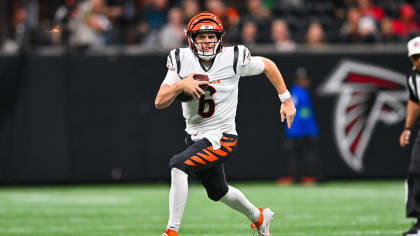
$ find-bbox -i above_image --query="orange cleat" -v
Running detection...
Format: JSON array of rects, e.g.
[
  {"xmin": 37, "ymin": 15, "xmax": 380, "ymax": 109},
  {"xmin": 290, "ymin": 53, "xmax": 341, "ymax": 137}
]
[
  {"xmin": 250, "ymin": 208, "xmax": 274, "ymax": 236},
  {"xmin": 162, "ymin": 228, "xmax": 178, "ymax": 236}
]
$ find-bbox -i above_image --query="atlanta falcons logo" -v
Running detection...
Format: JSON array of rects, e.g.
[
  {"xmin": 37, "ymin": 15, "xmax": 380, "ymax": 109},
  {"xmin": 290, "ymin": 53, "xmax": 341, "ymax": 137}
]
[{"xmin": 319, "ymin": 60, "xmax": 407, "ymax": 172}]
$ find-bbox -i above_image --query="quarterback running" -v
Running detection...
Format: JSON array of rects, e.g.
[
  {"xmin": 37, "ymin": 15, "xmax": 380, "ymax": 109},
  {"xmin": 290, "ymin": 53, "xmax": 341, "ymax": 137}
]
[{"xmin": 155, "ymin": 12, "xmax": 296, "ymax": 236}]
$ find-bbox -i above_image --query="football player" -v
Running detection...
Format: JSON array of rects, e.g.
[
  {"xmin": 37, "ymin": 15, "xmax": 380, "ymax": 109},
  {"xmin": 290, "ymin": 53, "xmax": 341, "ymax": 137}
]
[{"xmin": 155, "ymin": 12, "xmax": 296, "ymax": 236}]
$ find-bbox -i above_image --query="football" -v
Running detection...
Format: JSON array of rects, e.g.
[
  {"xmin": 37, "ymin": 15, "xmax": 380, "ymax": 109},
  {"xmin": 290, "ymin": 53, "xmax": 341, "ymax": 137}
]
[{"xmin": 175, "ymin": 74, "xmax": 209, "ymax": 102}]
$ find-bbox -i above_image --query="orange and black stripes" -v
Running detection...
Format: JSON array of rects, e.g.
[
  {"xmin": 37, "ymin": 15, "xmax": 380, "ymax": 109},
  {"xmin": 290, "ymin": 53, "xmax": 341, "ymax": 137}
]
[{"xmin": 184, "ymin": 136, "xmax": 237, "ymax": 166}]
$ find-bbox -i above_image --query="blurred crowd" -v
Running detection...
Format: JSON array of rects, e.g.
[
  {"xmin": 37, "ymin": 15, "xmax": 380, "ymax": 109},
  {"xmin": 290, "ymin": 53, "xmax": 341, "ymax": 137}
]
[{"xmin": 1, "ymin": 0, "xmax": 420, "ymax": 52}]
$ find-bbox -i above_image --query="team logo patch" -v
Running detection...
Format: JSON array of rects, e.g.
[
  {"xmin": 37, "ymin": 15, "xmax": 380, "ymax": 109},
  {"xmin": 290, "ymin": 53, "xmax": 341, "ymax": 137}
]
[{"xmin": 318, "ymin": 60, "xmax": 407, "ymax": 172}]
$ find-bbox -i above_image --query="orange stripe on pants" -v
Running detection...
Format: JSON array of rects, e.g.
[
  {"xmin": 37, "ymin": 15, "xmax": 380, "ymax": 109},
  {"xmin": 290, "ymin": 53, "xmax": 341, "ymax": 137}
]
[
  {"xmin": 184, "ymin": 159, "xmax": 196, "ymax": 166},
  {"xmin": 191, "ymin": 155, "xmax": 207, "ymax": 164},
  {"xmin": 220, "ymin": 140, "xmax": 237, "ymax": 152},
  {"xmin": 197, "ymin": 149, "xmax": 218, "ymax": 162},
  {"xmin": 207, "ymin": 146, "xmax": 228, "ymax": 156}
]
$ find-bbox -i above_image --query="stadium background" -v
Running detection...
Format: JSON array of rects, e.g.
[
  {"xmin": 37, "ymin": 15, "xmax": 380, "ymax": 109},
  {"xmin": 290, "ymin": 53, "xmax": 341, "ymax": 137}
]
[
  {"xmin": 0, "ymin": 1, "xmax": 418, "ymax": 235},
  {"xmin": 0, "ymin": 0, "xmax": 417, "ymax": 184}
]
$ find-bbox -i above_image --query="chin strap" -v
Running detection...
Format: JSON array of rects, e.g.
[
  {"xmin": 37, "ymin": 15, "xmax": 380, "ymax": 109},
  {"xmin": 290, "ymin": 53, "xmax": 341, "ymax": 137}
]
[{"xmin": 193, "ymin": 41, "xmax": 221, "ymax": 60}]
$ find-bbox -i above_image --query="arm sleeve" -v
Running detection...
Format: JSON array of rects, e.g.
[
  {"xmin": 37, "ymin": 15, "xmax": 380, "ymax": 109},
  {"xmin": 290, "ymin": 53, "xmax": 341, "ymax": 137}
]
[{"xmin": 161, "ymin": 50, "xmax": 181, "ymax": 86}]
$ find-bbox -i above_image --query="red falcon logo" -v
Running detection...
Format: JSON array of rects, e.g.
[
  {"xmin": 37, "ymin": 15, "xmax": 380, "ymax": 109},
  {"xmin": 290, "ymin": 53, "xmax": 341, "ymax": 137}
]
[{"xmin": 319, "ymin": 60, "xmax": 407, "ymax": 172}]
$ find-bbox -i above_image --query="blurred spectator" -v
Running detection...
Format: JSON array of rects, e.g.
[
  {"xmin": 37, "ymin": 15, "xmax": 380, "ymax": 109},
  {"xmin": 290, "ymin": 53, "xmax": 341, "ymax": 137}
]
[
  {"xmin": 358, "ymin": 16, "xmax": 378, "ymax": 43},
  {"xmin": 239, "ymin": 21, "xmax": 258, "ymax": 46},
  {"xmin": 271, "ymin": 19, "xmax": 296, "ymax": 51},
  {"xmin": 109, "ymin": 1, "xmax": 137, "ymax": 45},
  {"xmin": 334, "ymin": 0, "xmax": 353, "ymax": 20},
  {"xmin": 53, "ymin": 0, "xmax": 78, "ymax": 46},
  {"xmin": 3, "ymin": 0, "xmax": 418, "ymax": 49},
  {"xmin": 205, "ymin": 0, "xmax": 240, "ymax": 44},
  {"xmin": 242, "ymin": 0, "xmax": 271, "ymax": 43},
  {"xmin": 205, "ymin": 0, "xmax": 225, "ymax": 19},
  {"xmin": 339, "ymin": 7, "xmax": 360, "ymax": 43},
  {"xmin": 183, "ymin": 0, "xmax": 201, "ymax": 24},
  {"xmin": 159, "ymin": 7, "xmax": 186, "ymax": 49},
  {"xmin": 3, "ymin": 2, "xmax": 54, "ymax": 52},
  {"xmin": 67, "ymin": 0, "xmax": 118, "ymax": 48},
  {"xmin": 141, "ymin": 0, "xmax": 168, "ymax": 31},
  {"xmin": 339, "ymin": 7, "xmax": 378, "ymax": 44},
  {"xmin": 7, "ymin": 7, "xmax": 28, "ymax": 50},
  {"xmin": 224, "ymin": 5, "xmax": 240, "ymax": 43},
  {"xmin": 357, "ymin": 0, "xmax": 385, "ymax": 22},
  {"xmin": 2, "ymin": 6, "xmax": 32, "ymax": 52},
  {"xmin": 276, "ymin": 0, "xmax": 304, "ymax": 10},
  {"xmin": 379, "ymin": 18, "xmax": 401, "ymax": 43},
  {"xmin": 305, "ymin": 22, "xmax": 327, "ymax": 47},
  {"xmin": 244, "ymin": 0, "xmax": 271, "ymax": 20},
  {"xmin": 392, "ymin": 4, "xmax": 419, "ymax": 39},
  {"xmin": 138, "ymin": 0, "xmax": 169, "ymax": 46}
]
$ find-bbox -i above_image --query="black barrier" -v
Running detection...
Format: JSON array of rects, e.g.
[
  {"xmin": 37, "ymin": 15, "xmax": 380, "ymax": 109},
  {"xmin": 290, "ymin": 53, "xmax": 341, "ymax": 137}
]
[{"xmin": 0, "ymin": 52, "xmax": 413, "ymax": 184}]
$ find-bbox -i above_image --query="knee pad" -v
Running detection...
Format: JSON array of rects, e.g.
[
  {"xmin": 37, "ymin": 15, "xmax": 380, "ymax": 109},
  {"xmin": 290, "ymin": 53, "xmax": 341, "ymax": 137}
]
[{"xmin": 202, "ymin": 180, "xmax": 229, "ymax": 201}]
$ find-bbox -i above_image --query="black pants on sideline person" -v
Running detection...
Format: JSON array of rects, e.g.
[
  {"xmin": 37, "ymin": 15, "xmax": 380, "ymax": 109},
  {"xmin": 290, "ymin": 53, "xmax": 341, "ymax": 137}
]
[
  {"xmin": 407, "ymin": 130, "xmax": 420, "ymax": 218},
  {"xmin": 283, "ymin": 137, "xmax": 325, "ymax": 183}
]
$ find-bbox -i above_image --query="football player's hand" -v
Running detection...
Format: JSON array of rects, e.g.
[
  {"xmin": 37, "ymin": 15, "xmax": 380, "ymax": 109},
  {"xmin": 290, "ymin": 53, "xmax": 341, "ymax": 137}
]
[
  {"xmin": 400, "ymin": 129, "xmax": 411, "ymax": 147},
  {"xmin": 179, "ymin": 73, "xmax": 209, "ymax": 100},
  {"xmin": 280, "ymin": 99, "xmax": 296, "ymax": 129}
]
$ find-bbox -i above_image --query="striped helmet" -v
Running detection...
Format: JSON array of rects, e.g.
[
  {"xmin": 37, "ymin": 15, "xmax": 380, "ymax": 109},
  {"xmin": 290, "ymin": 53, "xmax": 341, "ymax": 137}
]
[{"xmin": 186, "ymin": 12, "xmax": 225, "ymax": 60}]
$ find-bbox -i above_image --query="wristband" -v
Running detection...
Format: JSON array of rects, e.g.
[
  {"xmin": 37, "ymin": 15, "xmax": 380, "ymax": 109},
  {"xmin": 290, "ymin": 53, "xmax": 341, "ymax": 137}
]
[
  {"xmin": 404, "ymin": 127, "xmax": 411, "ymax": 131},
  {"xmin": 278, "ymin": 90, "xmax": 291, "ymax": 103}
]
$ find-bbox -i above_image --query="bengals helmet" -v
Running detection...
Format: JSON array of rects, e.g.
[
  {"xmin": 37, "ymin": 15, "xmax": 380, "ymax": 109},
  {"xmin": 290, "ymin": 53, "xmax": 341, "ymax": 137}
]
[{"xmin": 186, "ymin": 12, "xmax": 225, "ymax": 60}]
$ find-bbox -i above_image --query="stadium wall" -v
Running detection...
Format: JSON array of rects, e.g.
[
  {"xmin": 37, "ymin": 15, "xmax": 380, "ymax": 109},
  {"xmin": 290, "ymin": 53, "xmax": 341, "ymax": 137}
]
[{"xmin": 0, "ymin": 52, "xmax": 413, "ymax": 184}]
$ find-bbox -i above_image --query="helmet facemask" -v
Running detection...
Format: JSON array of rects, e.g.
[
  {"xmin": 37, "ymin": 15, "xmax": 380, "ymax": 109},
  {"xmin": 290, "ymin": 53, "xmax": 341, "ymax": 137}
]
[{"xmin": 190, "ymin": 31, "xmax": 223, "ymax": 61}]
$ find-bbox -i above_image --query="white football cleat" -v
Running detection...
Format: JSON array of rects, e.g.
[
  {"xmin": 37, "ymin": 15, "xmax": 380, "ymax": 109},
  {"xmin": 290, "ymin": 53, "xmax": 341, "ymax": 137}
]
[{"xmin": 250, "ymin": 208, "xmax": 274, "ymax": 236}]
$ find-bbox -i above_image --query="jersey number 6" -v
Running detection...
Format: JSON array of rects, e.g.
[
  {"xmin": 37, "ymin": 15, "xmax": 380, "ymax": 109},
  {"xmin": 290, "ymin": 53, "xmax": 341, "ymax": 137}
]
[{"xmin": 198, "ymin": 85, "xmax": 216, "ymax": 118}]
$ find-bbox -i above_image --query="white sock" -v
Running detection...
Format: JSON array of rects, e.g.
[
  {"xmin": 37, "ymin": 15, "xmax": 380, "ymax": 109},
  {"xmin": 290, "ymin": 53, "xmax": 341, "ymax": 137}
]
[
  {"xmin": 166, "ymin": 168, "xmax": 188, "ymax": 232},
  {"xmin": 219, "ymin": 185, "xmax": 260, "ymax": 222}
]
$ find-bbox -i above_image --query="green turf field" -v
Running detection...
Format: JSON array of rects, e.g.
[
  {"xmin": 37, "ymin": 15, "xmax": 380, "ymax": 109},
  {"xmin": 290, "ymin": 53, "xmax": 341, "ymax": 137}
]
[{"xmin": 0, "ymin": 180, "xmax": 413, "ymax": 236}]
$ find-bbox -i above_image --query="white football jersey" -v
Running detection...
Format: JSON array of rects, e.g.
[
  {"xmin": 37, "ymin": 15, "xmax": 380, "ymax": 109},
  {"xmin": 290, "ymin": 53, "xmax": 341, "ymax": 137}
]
[{"xmin": 162, "ymin": 45, "xmax": 264, "ymax": 145}]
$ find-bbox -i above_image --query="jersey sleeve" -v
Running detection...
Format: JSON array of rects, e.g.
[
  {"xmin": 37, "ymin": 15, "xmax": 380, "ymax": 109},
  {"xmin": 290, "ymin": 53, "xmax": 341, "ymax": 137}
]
[
  {"xmin": 237, "ymin": 45, "xmax": 265, "ymax": 77},
  {"xmin": 407, "ymin": 73, "xmax": 419, "ymax": 103},
  {"xmin": 162, "ymin": 49, "xmax": 181, "ymax": 86},
  {"xmin": 161, "ymin": 69, "xmax": 181, "ymax": 86},
  {"xmin": 166, "ymin": 49, "xmax": 177, "ymax": 72}
]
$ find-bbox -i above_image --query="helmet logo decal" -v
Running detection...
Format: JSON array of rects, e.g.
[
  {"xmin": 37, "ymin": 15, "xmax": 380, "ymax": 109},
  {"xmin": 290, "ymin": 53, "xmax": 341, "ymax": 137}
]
[{"xmin": 200, "ymin": 25, "xmax": 214, "ymax": 30}]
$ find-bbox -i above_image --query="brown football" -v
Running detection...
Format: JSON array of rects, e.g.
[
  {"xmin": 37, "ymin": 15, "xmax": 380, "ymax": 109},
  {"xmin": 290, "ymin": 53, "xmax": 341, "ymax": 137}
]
[
  {"xmin": 193, "ymin": 74, "xmax": 209, "ymax": 91},
  {"xmin": 175, "ymin": 74, "xmax": 209, "ymax": 102}
]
